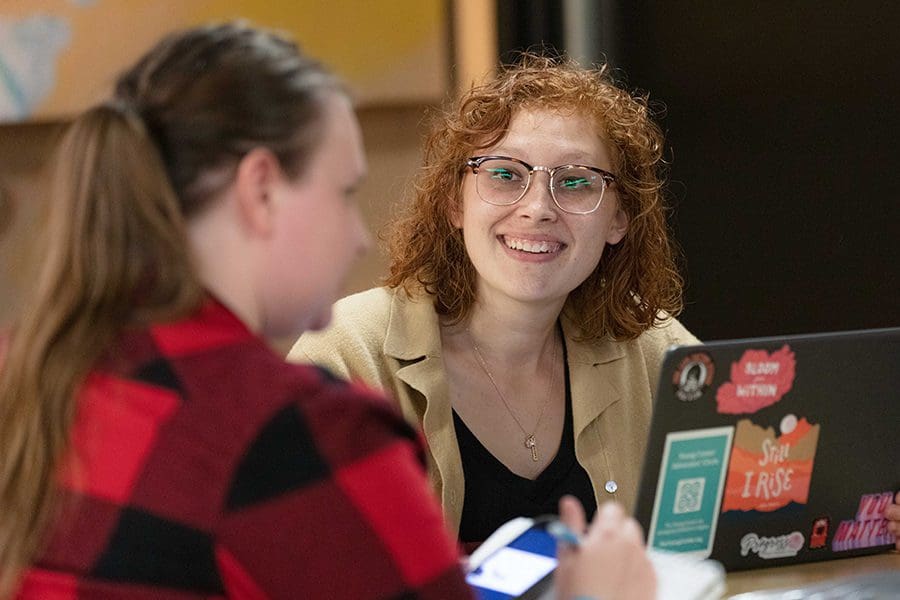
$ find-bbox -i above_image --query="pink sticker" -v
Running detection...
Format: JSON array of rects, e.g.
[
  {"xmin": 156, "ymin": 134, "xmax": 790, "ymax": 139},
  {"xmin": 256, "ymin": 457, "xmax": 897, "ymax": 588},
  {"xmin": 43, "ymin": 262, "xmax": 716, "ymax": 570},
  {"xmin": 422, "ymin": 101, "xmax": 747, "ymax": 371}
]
[
  {"xmin": 832, "ymin": 491, "xmax": 897, "ymax": 551},
  {"xmin": 716, "ymin": 345, "xmax": 796, "ymax": 414}
]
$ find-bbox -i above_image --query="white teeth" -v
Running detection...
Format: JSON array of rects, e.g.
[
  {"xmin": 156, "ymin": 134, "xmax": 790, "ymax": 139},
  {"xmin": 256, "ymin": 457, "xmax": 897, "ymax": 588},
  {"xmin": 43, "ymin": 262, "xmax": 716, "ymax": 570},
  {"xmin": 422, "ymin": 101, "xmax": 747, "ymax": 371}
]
[{"xmin": 503, "ymin": 236, "xmax": 560, "ymax": 254}]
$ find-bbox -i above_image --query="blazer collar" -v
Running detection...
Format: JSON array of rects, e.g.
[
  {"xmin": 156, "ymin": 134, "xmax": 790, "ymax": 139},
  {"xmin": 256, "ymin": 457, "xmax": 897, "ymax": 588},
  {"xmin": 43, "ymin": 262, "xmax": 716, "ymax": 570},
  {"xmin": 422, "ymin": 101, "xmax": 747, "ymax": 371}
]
[
  {"xmin": 383, "ymin": 289, "xmax": 628, "ymax": 454},
  {"xmin": 382, "ymin": 290, "xmax": 628, "ymax": 368},
  {"xmin": 560, "ymin": 314, "xmax": 626, "ymax": 436},
  {"xmin": 559, "ymin": 313, "xmax": 625, "ymax": 366},
  {"xmin": 383, "ymin": 290, "xmax": 442, "ymax": 360}
]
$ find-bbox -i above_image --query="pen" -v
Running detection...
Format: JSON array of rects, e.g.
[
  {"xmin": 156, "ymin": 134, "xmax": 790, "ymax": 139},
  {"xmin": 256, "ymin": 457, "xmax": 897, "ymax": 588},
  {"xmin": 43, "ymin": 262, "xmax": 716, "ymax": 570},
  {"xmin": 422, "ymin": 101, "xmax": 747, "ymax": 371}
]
[{"xmin": 546, "ymin": 519, "xmax": 581, "ymax": 547}]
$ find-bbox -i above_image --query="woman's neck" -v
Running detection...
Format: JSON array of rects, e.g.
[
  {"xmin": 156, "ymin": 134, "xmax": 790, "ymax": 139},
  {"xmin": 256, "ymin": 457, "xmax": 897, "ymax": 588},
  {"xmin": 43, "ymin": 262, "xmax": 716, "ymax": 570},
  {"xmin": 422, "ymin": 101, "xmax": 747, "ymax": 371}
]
[
  {"xmin": 186, "ymin": 196, "xmax": 261, "ymax": 333},
  {"xmin": 445, "ymin": 294, "xmax": 565, "ymax": 371}
]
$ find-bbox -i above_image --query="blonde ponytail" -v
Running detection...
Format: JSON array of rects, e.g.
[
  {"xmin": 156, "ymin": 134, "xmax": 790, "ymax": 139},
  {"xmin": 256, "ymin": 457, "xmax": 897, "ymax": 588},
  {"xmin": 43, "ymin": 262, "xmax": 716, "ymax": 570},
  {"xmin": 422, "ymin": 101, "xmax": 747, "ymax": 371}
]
[{"xmin": 0, "ymin": 105, "xmax": 202, "ymax": 596}]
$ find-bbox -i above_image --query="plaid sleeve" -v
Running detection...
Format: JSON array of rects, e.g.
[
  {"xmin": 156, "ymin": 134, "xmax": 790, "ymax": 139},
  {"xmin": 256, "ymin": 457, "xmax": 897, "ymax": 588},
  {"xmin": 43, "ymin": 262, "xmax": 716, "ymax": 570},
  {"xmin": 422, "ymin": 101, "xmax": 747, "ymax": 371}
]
[{"xmin": 215, "ymin": 372, "xmax": 473, "ymax": 600}]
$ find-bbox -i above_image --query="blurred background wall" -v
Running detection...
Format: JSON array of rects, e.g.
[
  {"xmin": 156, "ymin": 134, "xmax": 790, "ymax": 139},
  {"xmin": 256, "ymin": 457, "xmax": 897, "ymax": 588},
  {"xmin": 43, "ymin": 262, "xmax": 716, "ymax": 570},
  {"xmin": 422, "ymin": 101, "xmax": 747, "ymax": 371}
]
[
  {"xmin": 0, "ymin": 0, "xmax": 462, "ymax": 350},
  {"xmin": 2, "ymin": 1, "xmax": 897, "ymax": 346},
  {"xmin": 494, "ymin": 0, "xmax": 900, "ymax": 340}
]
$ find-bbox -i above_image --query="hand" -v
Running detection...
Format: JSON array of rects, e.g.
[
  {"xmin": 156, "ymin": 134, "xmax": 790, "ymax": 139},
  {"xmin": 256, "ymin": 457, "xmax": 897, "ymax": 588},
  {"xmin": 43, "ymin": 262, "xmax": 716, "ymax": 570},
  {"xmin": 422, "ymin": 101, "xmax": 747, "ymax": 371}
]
[
  {"xmin": 886, "ymin": 490, "xmax": 900, "ymax": 551},
  {"xmin": 554, "ymin": 496, "xmax": 656, "ymax": 600}
]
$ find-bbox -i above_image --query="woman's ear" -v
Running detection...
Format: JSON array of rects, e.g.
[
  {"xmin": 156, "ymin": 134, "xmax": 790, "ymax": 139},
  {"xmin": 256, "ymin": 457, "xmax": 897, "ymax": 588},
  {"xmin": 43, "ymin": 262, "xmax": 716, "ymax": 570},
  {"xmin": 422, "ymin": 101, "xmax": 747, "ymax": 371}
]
[
  {"xmin": 234, "ymin": 147, "xmax": 281, "ymax": 237},
  {"xmin": 606, "ymin": 207, "xmax": 629, "ymax": 245}
]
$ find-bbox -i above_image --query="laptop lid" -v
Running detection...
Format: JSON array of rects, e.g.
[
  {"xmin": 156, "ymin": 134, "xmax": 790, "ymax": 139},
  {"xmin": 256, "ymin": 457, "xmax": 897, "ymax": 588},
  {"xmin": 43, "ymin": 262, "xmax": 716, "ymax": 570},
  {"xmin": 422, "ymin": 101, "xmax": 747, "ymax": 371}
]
[{"xmin": 633, "ymin": 327, "xmax": 900, "ymax": 571}]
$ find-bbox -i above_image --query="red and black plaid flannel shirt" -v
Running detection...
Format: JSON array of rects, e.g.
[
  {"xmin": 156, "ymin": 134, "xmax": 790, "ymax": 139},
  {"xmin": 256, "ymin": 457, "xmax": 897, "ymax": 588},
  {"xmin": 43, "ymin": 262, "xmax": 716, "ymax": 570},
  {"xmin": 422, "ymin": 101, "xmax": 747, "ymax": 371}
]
[{"xmin": 15, "ymin": 299, "xmax": 472, "ymax": 599}]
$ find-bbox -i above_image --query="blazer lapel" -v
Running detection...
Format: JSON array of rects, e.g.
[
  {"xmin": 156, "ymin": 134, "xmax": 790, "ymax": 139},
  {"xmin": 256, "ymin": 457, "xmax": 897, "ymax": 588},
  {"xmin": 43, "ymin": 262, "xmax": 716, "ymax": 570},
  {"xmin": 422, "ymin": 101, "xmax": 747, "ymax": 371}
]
[
  {"xmin": 562, "ymin": 317, "xmax": 626, "ymax": 438},
  {"xmin": 382, "ymin": 292, "xmax": 463, "ymax": 526}
]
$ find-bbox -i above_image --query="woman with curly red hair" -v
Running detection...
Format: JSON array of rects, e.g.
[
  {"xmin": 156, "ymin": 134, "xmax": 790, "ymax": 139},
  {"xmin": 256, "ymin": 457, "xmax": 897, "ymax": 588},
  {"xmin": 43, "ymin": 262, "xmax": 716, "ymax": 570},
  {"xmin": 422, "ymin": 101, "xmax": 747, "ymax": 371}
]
[{"xmin": 290, "ymin": 54, "xmax": 697, "ymax": 548}]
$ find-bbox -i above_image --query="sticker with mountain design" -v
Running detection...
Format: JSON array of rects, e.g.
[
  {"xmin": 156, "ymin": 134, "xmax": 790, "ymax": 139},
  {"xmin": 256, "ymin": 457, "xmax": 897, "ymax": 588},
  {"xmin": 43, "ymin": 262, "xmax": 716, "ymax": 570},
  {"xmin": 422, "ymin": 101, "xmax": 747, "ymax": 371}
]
[{"xmin": 721, "ymin": 416, "xmax": 820, "ymax": 512}]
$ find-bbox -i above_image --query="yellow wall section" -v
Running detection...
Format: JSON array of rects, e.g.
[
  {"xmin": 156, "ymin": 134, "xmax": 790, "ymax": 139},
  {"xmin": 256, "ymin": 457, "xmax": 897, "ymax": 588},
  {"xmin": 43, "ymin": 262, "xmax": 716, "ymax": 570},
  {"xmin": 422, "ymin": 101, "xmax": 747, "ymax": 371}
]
[{"xmin": 3, "ymin": 0, "xmax": 448, "ymax": 119}]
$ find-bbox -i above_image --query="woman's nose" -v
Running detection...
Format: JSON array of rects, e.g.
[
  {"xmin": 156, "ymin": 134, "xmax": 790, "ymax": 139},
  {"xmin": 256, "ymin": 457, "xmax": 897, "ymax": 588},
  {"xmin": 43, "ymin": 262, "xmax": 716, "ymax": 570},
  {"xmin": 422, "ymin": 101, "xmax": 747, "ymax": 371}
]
[{"xmin": 517, "ymin": 172, "xmax": 558, "ymax": 221}]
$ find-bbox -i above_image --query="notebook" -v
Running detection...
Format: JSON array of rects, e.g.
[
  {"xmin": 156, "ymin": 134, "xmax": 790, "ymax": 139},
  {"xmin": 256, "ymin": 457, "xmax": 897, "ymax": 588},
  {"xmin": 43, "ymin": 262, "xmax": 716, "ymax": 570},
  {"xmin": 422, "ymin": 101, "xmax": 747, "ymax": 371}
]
[{"xmin": 633, "ymin": 326, "xmax": 900, "ymax": 571}]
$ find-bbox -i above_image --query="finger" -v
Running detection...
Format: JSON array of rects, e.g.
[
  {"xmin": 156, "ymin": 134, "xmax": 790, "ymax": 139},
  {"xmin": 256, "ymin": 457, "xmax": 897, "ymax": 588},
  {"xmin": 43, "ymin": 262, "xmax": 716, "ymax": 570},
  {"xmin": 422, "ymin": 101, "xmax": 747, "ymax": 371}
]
[
  {"xmin": 559, "ymin": 494, "xmax": 588, "ymax": 534},
  {"xmin": 885, "ymin": 502, "xmax": 900, "ymax": 519},
  {"xmin": 620, "ymin": 515, "xmax": 646, "ymax": 546},
  {"xmin": 584, "ymin": 501, "xmax": 626, "ymax": 543},
  {"xmin": 888, "ymin": 519, "xmax": 899, "ymax": 536},
  {"xmin": 596, "ymin": 501, "xmax": 626, "ymax": 529},
  {"xmin": 459, "ymin": 555, "xmax": 470, "ymax": 572},
  {"xmin": 597, "ymin": 500, "xmax": 625, "ymax": 521}
]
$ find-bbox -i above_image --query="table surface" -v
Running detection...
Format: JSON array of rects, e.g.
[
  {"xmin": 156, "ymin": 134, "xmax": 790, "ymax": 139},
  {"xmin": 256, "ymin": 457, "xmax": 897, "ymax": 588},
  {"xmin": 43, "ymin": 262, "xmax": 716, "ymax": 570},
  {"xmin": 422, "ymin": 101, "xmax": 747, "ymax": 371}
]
[{"xmin": 724, "ymin": 550, "xmax": 900, "ymax": 596}]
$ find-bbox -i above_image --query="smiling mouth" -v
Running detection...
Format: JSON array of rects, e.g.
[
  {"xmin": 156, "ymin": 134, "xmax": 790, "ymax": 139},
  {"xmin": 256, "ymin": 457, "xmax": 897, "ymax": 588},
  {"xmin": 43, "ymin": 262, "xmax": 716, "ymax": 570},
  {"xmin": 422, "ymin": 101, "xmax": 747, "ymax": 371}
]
[{"xmin": 500, "ymin": 235, "xmax": 564, "ymax": 254}]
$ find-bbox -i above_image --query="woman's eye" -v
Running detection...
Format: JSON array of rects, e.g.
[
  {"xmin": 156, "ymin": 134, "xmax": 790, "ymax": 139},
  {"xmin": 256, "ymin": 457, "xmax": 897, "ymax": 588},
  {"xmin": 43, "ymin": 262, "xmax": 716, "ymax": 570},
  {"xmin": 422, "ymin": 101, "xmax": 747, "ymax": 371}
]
[
  {"xmin": 486, "ymin": 168, "xmax": 516, "ymax": 181},
  {"xmin": 560, "ymin": 177, "xmax": 592, "ymax": 190}
]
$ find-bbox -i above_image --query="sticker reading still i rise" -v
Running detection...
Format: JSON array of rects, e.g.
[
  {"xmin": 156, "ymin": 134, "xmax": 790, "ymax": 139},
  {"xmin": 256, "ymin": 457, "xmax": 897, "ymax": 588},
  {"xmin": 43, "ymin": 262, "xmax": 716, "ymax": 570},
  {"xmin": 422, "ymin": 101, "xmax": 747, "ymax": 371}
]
[{"xmin": 722, "ymin": 416, "xmax": 820, "ymax": 512}]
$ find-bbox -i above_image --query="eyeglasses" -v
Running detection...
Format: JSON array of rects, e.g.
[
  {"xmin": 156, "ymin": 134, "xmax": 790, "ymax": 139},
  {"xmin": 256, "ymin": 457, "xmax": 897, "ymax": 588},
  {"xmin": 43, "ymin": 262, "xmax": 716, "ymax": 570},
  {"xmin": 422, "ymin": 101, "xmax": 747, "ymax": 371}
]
[{"xmin": 465, "ymin": 155, "xmax": 616, "ymax": 215}]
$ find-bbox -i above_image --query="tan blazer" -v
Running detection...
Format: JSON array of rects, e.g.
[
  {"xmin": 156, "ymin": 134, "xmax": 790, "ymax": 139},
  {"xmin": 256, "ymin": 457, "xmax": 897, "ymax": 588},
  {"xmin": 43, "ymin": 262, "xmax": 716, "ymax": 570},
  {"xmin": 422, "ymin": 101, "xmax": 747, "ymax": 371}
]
[{"xmin": 289, "ymin": 287, "xmax": 698, "ymax": 536}]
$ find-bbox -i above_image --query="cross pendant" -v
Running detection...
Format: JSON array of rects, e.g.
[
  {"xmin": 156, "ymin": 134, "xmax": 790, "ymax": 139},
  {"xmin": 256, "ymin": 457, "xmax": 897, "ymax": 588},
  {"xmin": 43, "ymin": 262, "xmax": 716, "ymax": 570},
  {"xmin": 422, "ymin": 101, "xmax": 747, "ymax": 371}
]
[{"xmin": 525, "ymin": 435, "xmax": 538, "ymax": 462}]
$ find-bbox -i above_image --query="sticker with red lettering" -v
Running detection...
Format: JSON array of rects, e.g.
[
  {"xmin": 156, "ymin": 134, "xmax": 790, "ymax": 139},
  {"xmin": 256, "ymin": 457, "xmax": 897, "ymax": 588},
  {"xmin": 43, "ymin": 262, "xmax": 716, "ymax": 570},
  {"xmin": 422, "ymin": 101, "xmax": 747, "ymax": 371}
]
[
  {"xmin": 673, "ymin": 352, "xmax": 715, "ymax": 402},
  {"xmin": 721, "ymin": 415, "xmax": 819, "ymax": 513},
  {"xmin": 832, "ymin": 491, "xmax": 897, "ymax": 551},
  {"xmin": 716, "ymin": 345, "xmax": 796, "ymax": 414}
]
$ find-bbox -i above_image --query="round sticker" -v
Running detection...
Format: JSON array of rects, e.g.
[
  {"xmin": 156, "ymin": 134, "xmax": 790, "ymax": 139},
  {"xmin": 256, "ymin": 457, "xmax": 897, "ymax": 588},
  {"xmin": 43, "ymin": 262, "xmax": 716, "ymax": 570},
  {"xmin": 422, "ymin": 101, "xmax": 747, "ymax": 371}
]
[
  {"xmin": 673, "ymin": 353, "xmax": 715, "ymax": 402},
  {"xmin": 780, "ymin": 413, "xmax": 798, "ymax": 435}
]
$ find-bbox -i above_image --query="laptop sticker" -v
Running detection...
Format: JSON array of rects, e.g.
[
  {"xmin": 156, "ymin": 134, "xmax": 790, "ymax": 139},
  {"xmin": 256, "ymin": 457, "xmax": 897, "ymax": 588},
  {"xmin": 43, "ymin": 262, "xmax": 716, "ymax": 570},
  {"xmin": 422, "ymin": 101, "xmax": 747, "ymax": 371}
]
[
  {"xmin": 721, "ymin": 417, "xmax": 819, "ymax": 512},
  {"xmin": 809, "ymin": 517, "xmax": 830, "ymax": 549},
  {"xmin": 673, "ymin": 352, "xmax": 715, "ymax": 402},
  {"xmin": 716, "ymin": 345, "xmax": 796, "ymax": 414},
  {"xmin": 647, "ymin": 426, "xmax": 734, "ymax": 558},
  {"xmin": 832, "ymin": 491, "xmax": 897, "ymax": 551},
  {"xmin": 740, "ymin": 530, "xmax": 805, "ymax": 559}
]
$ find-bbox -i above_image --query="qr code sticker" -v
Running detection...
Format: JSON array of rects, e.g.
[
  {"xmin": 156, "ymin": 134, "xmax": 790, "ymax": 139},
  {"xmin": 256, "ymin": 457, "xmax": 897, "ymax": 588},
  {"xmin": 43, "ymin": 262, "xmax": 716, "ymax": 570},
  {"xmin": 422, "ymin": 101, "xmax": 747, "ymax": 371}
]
[{"xmin": 673, "ymin": 477, "xmax": 705, "ymax": 514}]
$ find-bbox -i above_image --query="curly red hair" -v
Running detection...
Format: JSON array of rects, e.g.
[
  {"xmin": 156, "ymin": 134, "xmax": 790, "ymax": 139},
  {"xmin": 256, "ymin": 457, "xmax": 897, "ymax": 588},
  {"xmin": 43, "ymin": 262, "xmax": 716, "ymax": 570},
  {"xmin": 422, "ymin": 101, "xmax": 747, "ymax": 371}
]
[{"xmin": 384, "ymin": 54, "xmax": 684, "ymax": 341}]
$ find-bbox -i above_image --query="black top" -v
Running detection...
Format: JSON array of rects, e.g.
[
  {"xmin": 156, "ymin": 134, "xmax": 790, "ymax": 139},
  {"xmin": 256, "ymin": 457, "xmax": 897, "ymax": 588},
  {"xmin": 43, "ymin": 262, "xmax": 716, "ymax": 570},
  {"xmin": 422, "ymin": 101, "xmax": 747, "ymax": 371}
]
[{"xmin": 454, "ymin": 335, "xmax": 597, "ymax": 545}]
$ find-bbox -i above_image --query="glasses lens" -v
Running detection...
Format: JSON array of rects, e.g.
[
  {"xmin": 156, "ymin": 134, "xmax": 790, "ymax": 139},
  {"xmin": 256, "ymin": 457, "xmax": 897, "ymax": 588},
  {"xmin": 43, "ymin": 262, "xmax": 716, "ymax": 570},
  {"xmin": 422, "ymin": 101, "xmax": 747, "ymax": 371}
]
[
  {"xmin": 475, "ymin": 159, "xmax": 529, "ymax": 205},
  {"xmin": 552, "ymin": 167, "xmax": 606, "ymax": 213}
]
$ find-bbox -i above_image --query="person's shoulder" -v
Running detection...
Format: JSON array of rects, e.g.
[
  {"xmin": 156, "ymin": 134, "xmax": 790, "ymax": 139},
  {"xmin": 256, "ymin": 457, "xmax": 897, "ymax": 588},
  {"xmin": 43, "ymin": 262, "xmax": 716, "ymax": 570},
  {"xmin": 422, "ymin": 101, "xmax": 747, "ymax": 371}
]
[
  {"xmin": 287, "ymin": 362, "xmax": 414, "ymax": 446},
  {"xmin": 232, "ymin": 364, "xmax": 421, "ymax": 495},
  {"xmin": 334, "ymin": 286, "xmax": 394, "ymax": 313},
  {"xmin": 322, "ymin": 287, "xmax": 395, "ymax": 338},
  {"xmin": 219, "ymin": 361, "xmax": 469, "ymax": 599},
  {"xmin": 635, "ymin": 313, "xmax": 700, "ymax": 358},
  {"xmin": 286, "ymin": 361, "xmax": 394, "ymax": 413},
  {"xmin": 280, "ymin": 359, "xmax": 387, "ymax": 406}
]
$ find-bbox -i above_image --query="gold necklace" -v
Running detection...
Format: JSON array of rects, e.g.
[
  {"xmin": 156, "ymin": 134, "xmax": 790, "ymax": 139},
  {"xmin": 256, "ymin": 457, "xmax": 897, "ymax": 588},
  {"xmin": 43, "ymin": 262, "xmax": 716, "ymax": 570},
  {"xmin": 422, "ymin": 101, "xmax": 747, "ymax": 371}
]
[{"xmin": 469, "ymin": 330, "xmax": 559, "ymax": 462}]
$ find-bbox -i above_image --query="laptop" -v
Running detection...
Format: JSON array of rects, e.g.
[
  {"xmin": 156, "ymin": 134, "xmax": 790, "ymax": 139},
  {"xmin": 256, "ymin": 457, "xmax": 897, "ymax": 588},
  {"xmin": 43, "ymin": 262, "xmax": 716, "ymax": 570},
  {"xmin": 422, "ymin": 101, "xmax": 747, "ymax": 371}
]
[{"xmin": 633, "ymin": 326, "xmax": 900, "ymax": 571}]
